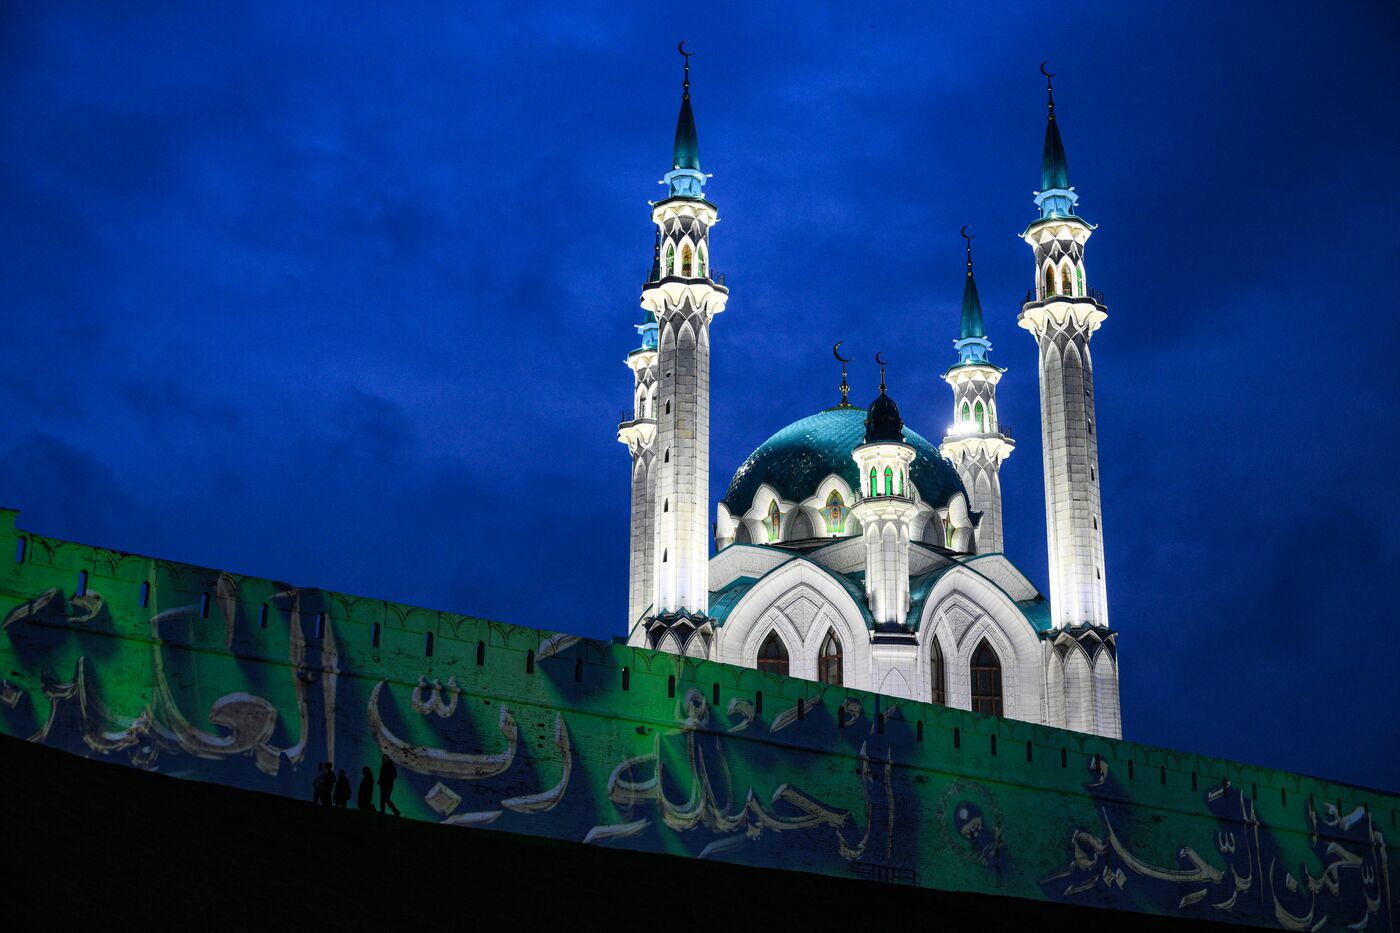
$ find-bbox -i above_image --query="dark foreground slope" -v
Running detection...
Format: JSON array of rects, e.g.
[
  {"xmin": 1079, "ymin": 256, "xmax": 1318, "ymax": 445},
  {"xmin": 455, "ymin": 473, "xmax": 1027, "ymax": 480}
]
[{"xmin": 0, "ymin": 736, "xmax": 1238, "ymax": 931}]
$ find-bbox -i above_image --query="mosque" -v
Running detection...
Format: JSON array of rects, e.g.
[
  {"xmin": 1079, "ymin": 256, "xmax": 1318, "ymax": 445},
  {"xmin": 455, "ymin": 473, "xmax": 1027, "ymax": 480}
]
[{"xmin": 618, "ymin": 54, "xmax": 1120, "ymax": 739}]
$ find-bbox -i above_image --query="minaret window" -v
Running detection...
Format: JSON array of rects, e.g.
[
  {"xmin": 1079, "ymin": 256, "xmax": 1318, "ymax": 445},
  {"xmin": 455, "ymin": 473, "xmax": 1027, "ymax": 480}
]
[
  {"xmin": 666, "ymin": 243, "xmax": 675, "ymax": 276},
  {"xmin": 898, "ymin": 471, "xmax": 905, "ymax": 496},
  {"xmin": 757, "ymin": 631, "xmax": 789, "ymax": 676},
  {"xmin": 883, "ymin": 466, "xmax": 894, "ymax": 496},
  {"xmin": 1060, "ymin": 264, "xmax": 1073, "ymax": 296},
  {"xmin": 817, "ymin": 631, "xmax": 843, "ymax": 685},
  {"xmin": 764, "ymin": 500, "xmax": 782, "ymax": 543},
  {"xmin": 930, "ymin": 638, "xmax": 947, "ymax": 705},
  {"xmin": 868, "ymin": 467, "xmax": 877, "ymax": 497},
  {"xmin": 974, "ymin": 401, "xmax": 986, "ymax": 432},
  {"xmin": 970, "ymin": 639, "xmax": 1003, "ymax": 716},
  {"xmin": 961, "ymin": 401, "xmax": 972, "ymax": 424},
  {"xmin": 681, "ymin": 243, "xmax": 693, "ymax": 277},
  {"xmin": 824, "ymin": 490, "xmax": 847, "ymax": 534},
  {"xmin": 1076, "ymin": 264, "xmax": 1085, "ymax": 296},
  {"xmin": 1044, "ymin": 263, "xmax": 1056, "ymax": 296},
  {"xmin": 698, "ymin": 243, "xmax": 707, "ymax": 278}
]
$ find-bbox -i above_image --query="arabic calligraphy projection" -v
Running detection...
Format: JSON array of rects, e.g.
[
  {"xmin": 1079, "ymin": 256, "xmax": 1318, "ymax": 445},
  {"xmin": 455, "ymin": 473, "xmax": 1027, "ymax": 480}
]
[{"xmin": 0, "ymin": 509, "xmax": 1395, "ymax": 930}]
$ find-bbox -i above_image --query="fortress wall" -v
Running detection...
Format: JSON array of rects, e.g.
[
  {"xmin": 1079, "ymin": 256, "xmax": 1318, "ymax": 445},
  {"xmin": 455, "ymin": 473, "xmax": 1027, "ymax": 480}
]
[{"xmin": 0, "ymin": 508, "xmax": 1394, "ymax": 929}]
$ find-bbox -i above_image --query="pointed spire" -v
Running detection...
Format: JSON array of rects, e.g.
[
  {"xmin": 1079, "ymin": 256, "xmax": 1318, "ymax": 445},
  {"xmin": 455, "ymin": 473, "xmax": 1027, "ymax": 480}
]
[
  {"xmin": 670, "ymin": 43, "xmax": 701, "ymax": 182},
  {"xmin": 959, "ymin": 227, "xmax": 985, "ymax": 340},
  {"xmin": 648, "ymin": 230, "xmax": 662, "ymax": 282},
  {"xmin": 864, "ymin": 352, "xmax": 905, "ymax": 443},
  {"xmin": 1035, "ymin": 62, "xmax": 1077, "ymax": 220}
]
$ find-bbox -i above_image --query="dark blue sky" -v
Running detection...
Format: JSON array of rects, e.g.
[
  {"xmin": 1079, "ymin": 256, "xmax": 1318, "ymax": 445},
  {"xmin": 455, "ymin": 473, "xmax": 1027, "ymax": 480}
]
[{"xmin": 2, "ymin": 2, "xmax": 1397, "ymax": 790}]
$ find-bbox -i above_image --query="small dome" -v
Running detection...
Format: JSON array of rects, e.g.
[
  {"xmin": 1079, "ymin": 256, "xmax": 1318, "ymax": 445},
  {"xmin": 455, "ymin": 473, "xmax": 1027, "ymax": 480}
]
[
  {"xmin": 722, "ymin": 407, "xmax": 965, "ymax": 516},
  {"xmin": 864, "ymin": 390, "xmax": 905, "ymax": 444}
]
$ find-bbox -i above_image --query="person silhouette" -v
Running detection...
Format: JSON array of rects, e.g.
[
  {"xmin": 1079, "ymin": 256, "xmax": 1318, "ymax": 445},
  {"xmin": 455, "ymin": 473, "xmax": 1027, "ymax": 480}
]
[
  {"xmin": 377, "ymin": 753, "xmax": 400, "ymax": 816},
  {"xmin": 314, "ymin": 762, "xmax": 334, "ymax": 807},
  {"xmin": 334, "ymin": 768, "xmax": 352, "ymax": 808},
  {"xmin": 357, "ymin": 766, "xmax": 374, "ymax": 811}
]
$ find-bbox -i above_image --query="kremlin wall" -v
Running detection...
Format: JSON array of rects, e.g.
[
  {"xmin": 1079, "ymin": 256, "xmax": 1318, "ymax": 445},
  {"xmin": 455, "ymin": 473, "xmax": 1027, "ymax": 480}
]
[{"xmin": 1, "ymin": 507, "xmax": 1393, "ymax": 929}]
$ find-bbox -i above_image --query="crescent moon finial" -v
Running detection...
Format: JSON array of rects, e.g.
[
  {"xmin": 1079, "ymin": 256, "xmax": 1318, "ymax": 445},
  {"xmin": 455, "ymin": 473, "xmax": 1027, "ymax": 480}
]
[
  {"xmin": 875, "ymin": 352, "xmax": 888, "ymax": 394},
  {"xmin": 833, "ymin": 342, "xmax": 853, "ymax": 406},
  {"xmin": 678, "ymin": 41, "xmax": 693, "ymax": 94},
  {"xmin": 960, "ymin": 226, "xmax": 974, "ymax": 274},
  {"xmin": 1039, "ymin": 60, "xmax": 1055, "ymax": 79},
  {"xmin": 1040, "ymin": 61, "xmax": 1056, "ymax": 113},
  {"xmin": 875, "ymin": 351, "xmax": 887, "ymax": 366}
]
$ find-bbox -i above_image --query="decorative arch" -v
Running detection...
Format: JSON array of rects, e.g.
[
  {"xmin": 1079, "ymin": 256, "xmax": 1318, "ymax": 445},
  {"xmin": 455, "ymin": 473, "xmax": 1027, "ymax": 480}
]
[
  {"xmin": 1092, "ymin": 650, "xmax": 1119, "ymax": 738},
  {"xmin": 1043, "ymin": 261, "xmax": 1057, "ymax": 296},
  {"xmin": 757, "ymin": 630, "xmax": 789, "ymax": 676},
  {"xmin": 915, "ymin": 567, "xmax": 1044, "ymax": 721},
  {"xmin": 929, "ymin": 636, "xmax": 947, "ymax": 705},
  {"xmin": 666, "ymin": 242, "xmax": 676, "ymax": 277},
  {"xmin": 817, "ymin": 629, "xmax": 843, "ymax": 685},
  {"xmin": 698, "ymin": 242, "xmax": 708, "ymax": 278},
  {"xmin": 681, "ymin": 242, "xmax": 694, "ymax": 277},
  {"xmin": 822, "ymin": 489, "xmax": 847, "ymax": 534},
  {"xmin": 1059, "ymin": 260, "xmax": 1074, "ymax": 296},
  {"xmin": 715, "ymin": 562, "xmax": 872, "ymax": 689},
  {"xmin": 974, "ymin": 400, "xmax": 986, "ymax": 432},
  {"xmin": 1064, "ymin": 644, "xmax": 1094, "ymax": 733},
  {"xmin": 970, "ymin": 639, "xmax": 1003, "ymax": 715},
  {"xmin": 786, "ymin": 508, "xmax": 815, "ymax": 541}
]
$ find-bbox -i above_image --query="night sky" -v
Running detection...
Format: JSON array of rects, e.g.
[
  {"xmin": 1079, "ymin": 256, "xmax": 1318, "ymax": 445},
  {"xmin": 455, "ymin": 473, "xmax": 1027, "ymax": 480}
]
[{"xmin": 2, "ymin": 3, "xmax": 1397, "ymax": 790}]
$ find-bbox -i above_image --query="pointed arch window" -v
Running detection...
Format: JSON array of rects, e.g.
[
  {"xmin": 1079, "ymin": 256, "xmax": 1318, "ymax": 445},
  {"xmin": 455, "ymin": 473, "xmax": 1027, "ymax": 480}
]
[
  {"xmin": 1044, "ymin": 264, "xmax": 1057, "ymax": 296},
  {"xmin": 681, "ymin": 243, "xmax": 693, "ymax": 277},
  {"xmin": 970, "ymin": 639, "xmax": 1003, "ymax": 716},
  {"xmin": 817, "ymin": 631, "xmax": 843, "ymax": 685},
  {"xmin": 824, "ymin": 490, "xmax": 847, "ymax": 534},
  {"xmin": 944, "ymin": 519, "xmax": 953, "ymax": 547},
  {"xmin": 961, "ymin": 401, "xmax": 972, "ymax": 424},
  {"xmin": 764, "ymin": 500, "xmax": 782, "ymax": 543},
  {"xmin": 698, "ymin": 243, "xmax": 707, "ymax": 278},
  {"xmin": 666, "ymin": 243, "xmax": 675, "ymax": 276},
  {"xmin": 869, "ymin": 467, "xmax": 877, "ymax": 497},
  {"xmin": 974, "ymin": 400, "xmax": 986, "ymax": 432},
  {"xmin": 930, "ymin": 638, "xmax": 947, "ymax": 705},
  {"xmin": 898, "ymin": 470, "xmax": 905, "ymax": 496},
  {"xmin": 883, "ymin": 466, "xmax": 894, "ymax": 496},
  {"xmin": 1060, "ymin": 264, "xmax": 1073, "ymax": 296},
  {"xmin": 1076, "ymin": 264, "xmax": 1085, "ymax": 296},
  {"xmin": 757, "ymin": 631, "xmax": 789, "ymax": 676}
]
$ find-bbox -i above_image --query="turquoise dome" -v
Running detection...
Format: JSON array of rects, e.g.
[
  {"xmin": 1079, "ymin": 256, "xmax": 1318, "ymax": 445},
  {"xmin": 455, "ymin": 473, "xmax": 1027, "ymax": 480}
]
[{"xmin": 721, "ymin": 406, "xmax": 966, "ymax": 515}]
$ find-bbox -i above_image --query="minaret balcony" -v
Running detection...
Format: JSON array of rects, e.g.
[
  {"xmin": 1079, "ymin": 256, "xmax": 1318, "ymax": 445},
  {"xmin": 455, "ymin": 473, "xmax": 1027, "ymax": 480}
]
[
  {"xmin": 944, "ymin": 421, "xmax": 1012, "ymax": 441},
  {"xmin": 616, "ymin": 414, "xmax": 657, "ymax": 453},
  {"xmin": 646, "ymin": 271, "xmax": 727, "ymax": 291},
  {"xmin": 1022, "ymin": 284, "xmax": 1105, "ymax": 308}
]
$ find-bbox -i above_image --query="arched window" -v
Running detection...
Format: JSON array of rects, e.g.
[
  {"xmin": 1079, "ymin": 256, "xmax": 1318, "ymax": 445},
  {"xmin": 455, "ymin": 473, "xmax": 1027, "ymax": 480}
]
[
  {"xmin": 698, "ymin": 243, "xmax": 707, "ymax": 278},
  {"xmin": 765, "ymin": 500, "xmax": 782, "ymax": 543},
  {"xmin": 930, "ymin": 638, "xmax": 946, "ymax": 705},
  {"xmin": 961, "ymin": 401, "xmax": 972, "ymax": 423},
  {"xmin": 1044, "ymin": 264, "xmax": 1057, "ymax": 296},
  {"xmin": 868, "ymin": 467, "xmax": 877, "ymax": 496},
  {"xmin": 681, "ymin": 243, "xmax": 693, "ymax": 277},
  {"xmin": 1060, "ymin": 264, "xmax": 1073, "ymax": 296},
  {"xmin": 817, "ymin": 631, "xmax": 843, "ymax": 685},
  {"xmin": 970, "ymin": 639, "xmax": 1003, "ymax": 716},
  {"xmin": 944, "ymin": 519, "xmax": 953, "ymax": 547},
  {"xmin": 824, "ymin": 490, "xmax": 846, "ymax": 534},
  {"xmin": 757, "ymin": 631, "xmax": 789, "ymax": 676},
  {"xmin": 666, "ymin": 243, "xmax": 675, "ymax": 276},
  {"xmin": 883, "ymin": 466, "xmax": 894, "ymax": 496},
  {"xmin": 974, "ymin": 401, "xmax": 986, "ymax": 432},
  {"xmin": 1076, "ymin": 264, "xmax": 1085, "ymax": 296},
  {"xmin": 898, "ymin": 470, "xmax": 905, "ymax": 496}
]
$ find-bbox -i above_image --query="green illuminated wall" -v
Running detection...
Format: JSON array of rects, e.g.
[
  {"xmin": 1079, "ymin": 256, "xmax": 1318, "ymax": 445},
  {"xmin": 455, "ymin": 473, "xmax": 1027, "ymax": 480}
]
[{"xmin": 0, "ymin": 508, "xmax": 1393, "ymax": 929}]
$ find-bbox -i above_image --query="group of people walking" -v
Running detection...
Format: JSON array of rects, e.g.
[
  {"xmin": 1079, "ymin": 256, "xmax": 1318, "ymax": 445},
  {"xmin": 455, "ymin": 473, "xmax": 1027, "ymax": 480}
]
[{"xmin": 311, "ymin": 754, "xmax": 400, "ymax": 815}]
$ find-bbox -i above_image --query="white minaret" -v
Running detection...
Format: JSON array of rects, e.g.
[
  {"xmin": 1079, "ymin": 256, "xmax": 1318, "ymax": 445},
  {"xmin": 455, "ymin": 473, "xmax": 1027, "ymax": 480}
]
[
  {"xmin": 633, "ymin": 45, "xmax": 729, "ymax": 656},
  {"xmin": 940, "ymin": 229, "xmax": 1014, "ymax": 553},
  {"xmin": 1018, "ymin": 66, "xmax": 1119, "ymax": 738},
  {"xmin": 618, "ymin": 241, "xmax": 659, "ymax": 629},
  {"xmin": 850, "ymin": 360, "xmax": 919, "ymax": 629}
]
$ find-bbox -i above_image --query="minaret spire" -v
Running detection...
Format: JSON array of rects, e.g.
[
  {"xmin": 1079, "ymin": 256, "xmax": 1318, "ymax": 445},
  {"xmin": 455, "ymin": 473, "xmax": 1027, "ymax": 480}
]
[
  {"xmin": 665, "ymin": 42, "xmax": 705, "ymax": 198},
  {"xmin": 1036, "ymin": 61, "xmax": 1075, "ymax": 219}
]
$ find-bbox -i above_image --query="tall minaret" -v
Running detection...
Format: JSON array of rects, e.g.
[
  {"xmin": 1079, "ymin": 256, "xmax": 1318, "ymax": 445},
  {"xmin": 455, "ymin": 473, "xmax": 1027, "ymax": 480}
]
[
  {"xmin": 637, "ymin": 44, "xmax": 729, "ymax": 653},
  {"xmin": 1018, "ymin": 66, "xmax": 1119, "ymax": 738},
  {"xmin": 940, "ymin": 229, "xmax": 1014, "ymax": 553},
  {"xmin": 618, "ymin": 237, "xmax": 659, "ymax": 628}
]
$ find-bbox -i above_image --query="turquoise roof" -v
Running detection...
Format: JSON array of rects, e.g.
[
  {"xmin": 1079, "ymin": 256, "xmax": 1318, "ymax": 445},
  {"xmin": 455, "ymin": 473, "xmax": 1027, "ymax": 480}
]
[
  {"xmin": 1041, "ymin": 113, "xmax": 1069, "ymax": 192},
  {"xmin": 673, "ymin": 93, "xmax": 699, "ymax": 171},
  {"xmin": 959, "ymin": 271, "xmax": 985, "ymax": 340},
  {"xmin": 708, "ymin": 575, "xmax": 757, "ymax": 625},
  {"xmin": 721, "ymin": 406, "xmax": 966, "ymax": 516}
]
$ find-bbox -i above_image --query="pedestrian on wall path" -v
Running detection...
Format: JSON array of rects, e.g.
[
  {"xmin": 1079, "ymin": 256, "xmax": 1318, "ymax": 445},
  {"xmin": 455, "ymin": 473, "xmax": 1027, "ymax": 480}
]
[
  {"xmin": 378, "ymin": 753, "xmax": 401, "ymax": 816},
  {"xmin": 334, "ymin": 768, "xmax": 351, "ymax": 808},
  {"xmin": 357, "ymin": 766, "xmax": 374, "ymax": 810}
]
